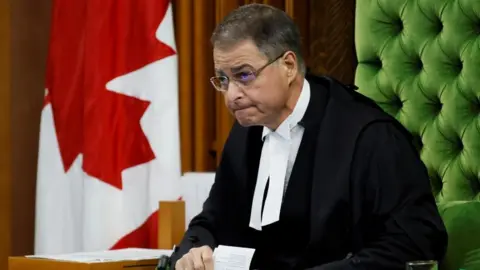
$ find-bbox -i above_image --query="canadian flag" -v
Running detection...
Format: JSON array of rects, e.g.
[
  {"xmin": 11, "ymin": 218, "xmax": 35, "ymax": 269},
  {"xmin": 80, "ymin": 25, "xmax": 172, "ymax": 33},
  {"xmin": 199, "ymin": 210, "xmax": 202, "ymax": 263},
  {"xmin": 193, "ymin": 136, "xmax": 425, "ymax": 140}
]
[{"xmin": 34, "ymin": 0, "xmax": 181, "ymax": 254}]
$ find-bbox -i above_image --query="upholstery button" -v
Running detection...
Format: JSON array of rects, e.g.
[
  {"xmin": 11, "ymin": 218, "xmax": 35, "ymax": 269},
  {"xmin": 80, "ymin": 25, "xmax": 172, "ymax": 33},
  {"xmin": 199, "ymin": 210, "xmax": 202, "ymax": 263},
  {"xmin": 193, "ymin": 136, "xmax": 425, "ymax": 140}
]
[
  {"xmin": 435, "ymin": 18, "xmax": 443, "ymax": 34},
  {"xmin": 393, "ymin": 18, "xmax": 403, "ymax": 34},
  {"xmin": 434, "ymin": 100, "xmax": 443, "ymax": 115},
  {"xmin": 391, "ymin": 95, "xmax": 403, "ymax": 113},
  {"xmin": 453, "ymin": 59, "xmax": 463, "ymax": 74},
  {"xmin": 430, "ymin": 171, "xmax": 443, "ymax": 195},
  {"xmin": 469, "ymin": 176, "xmax": 480, "ymax": 195},
  {"xmin": 412, "ymin": 134, "xmax": 423, "ymax": 153},
  {"xmin": 475, "ymin": 22, "xmax": 480, "ymax": 34},
  {"xmin": 472, "ymin": 98, "xmax": 480, "ymax": 114},
  {"xmin": 455, "ymin": 137, "xmax": 464, "ymax": 152},
  {"xmin": 371, "ymin": 57, "xmax": 382, "ymax": 68},
  {"xmin": 414, "ymin": 57, "xmax": 423, "ymax": 72}
]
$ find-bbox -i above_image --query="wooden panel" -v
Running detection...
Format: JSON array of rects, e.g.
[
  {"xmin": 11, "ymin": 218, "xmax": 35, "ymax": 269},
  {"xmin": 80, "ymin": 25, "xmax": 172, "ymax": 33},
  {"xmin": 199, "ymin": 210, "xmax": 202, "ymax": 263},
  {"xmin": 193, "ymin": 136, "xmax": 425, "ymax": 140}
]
[
  {"xmin": 9, "ymin": 0, "xmax": 51, "ymax": 257},
  {"xmin": 174, "ymin": 0, "xmax": 194, "ymax": 172},
  {"xmin": 285, "ymin": 0, "xmax": 310, "ymax": 65},
  {"xmin": 214, "ymin": 0, "xmax": 242, "ymax": 161},
  {"xmin": 214, "ymin": 91, "xmax": 233, "ymax": 162},
  {"xmin": 0, "ymin": 0, "xmax": 12, "ymax": 268},
  {"xmin": 175, "ymin": 0, "xmax": 218, "ymax": 172},
  {"xmin": 215, "ymin": 0, "xmax": 242, "ymax": 20},
  {"xmin": 244, "ymin": 0, "xmax": 284, "ymax": 9},
  {"xmin": 309, "ymin": 0, "xmax": 356, "ymax": 84},
  {"xmin": 0, "ymin": 0, "xmax": 52, "ymax": 265},
  {"xmin": 193, "ymin": 0, "xmax": 216, "ymax": 171},
  {"xmin": 261, "ymin": 0, "xmax": 284, "ymax": 9},
  {"xmin": 157, "ymin": 201, "xmax": 185, "ymax": 250}
]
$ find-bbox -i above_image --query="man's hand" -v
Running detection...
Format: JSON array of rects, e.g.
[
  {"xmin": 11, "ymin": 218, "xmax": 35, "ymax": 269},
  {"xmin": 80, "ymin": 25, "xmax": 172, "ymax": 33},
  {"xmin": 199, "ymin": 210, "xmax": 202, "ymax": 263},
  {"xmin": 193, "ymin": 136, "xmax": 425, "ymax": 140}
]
[{"xmin": 174, "ymin": 245, "xmax": 214, "ymax": 270}]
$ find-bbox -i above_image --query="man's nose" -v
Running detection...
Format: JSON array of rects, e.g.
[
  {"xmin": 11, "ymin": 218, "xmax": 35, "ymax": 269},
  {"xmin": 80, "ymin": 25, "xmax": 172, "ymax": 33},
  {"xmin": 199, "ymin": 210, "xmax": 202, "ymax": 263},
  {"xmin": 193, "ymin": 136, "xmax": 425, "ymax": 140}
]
[{"xmin": 226, "ymin": 81, "xmax": 243, "ymax": 101}]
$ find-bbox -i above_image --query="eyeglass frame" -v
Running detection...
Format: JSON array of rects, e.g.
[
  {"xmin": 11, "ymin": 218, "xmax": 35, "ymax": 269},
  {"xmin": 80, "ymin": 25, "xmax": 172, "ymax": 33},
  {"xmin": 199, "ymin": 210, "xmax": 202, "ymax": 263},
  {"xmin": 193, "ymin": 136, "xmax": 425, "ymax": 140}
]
[{"xmin": 209, "ymin": 51, "xmax": 287, "ymax": 92}]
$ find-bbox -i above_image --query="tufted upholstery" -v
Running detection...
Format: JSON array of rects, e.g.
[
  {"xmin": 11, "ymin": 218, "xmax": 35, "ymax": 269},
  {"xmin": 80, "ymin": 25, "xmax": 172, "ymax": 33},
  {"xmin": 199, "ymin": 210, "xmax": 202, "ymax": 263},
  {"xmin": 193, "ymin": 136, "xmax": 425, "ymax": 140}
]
[
  {"xmin": 355, "ymin": 0, "xmax": 480, "ymax": 268},
  {"xmin": 355, "ymin": 0, "xmax": 480, "ymax": 204}
]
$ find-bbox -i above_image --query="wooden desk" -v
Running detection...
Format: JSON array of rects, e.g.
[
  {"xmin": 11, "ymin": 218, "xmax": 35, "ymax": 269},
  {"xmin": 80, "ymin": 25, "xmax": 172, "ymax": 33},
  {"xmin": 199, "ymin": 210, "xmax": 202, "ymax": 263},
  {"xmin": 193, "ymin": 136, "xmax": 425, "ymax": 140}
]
[
  {"xmin": 9, "ymin": 257, "xmax": 158, "ymax": 270},
  {"xmin": 8, "ymin": 200, "xmax": 184, "ymax": 270}
]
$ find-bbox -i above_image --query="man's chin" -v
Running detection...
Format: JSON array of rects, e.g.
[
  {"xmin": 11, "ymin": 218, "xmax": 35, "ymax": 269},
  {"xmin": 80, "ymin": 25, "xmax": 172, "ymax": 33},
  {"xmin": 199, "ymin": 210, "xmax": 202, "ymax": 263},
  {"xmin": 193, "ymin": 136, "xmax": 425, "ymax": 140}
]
[
  {"xmin": 236, "ymin": 118, "xmax": 254, "ymax": 127},
  {"xmin": 234, "ymin": 109, "xmax": 263, "ymax": 127},
  {"xmin": 234, "ymin": 116, "xmax": 256, "ymax": 127},
  {"xmin": 236, "ymin": 117, "xmax": 265, "ymax": 127}
]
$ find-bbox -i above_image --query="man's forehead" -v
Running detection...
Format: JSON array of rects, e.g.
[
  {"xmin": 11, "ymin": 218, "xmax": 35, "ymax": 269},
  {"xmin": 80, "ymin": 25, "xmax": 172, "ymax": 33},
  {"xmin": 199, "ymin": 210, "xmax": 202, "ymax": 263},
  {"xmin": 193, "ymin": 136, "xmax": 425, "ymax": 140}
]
[
  {"xmin": 213, "ymin": 39, "xmax": 257, "ymax": 54},
  {"xmin": 213, "ymin": 42, "xmax": 264, "ymax": 70}
]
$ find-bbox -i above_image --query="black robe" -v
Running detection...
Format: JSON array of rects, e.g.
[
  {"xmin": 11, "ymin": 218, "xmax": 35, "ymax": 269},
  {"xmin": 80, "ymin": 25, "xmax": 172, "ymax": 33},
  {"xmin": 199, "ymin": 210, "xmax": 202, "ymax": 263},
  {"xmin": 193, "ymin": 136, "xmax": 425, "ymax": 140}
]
[{"xmin": 169, "ymin": 74, "xmax": 447, "ymax": 270}]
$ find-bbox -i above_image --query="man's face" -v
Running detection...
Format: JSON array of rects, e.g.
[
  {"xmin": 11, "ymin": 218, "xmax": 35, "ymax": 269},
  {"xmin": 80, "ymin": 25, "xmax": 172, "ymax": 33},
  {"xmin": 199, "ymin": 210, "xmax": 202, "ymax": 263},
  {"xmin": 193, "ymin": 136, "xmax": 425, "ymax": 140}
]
[{"xmin": 213, "ymin": 40, "xmax": 291, "ymax": 127}]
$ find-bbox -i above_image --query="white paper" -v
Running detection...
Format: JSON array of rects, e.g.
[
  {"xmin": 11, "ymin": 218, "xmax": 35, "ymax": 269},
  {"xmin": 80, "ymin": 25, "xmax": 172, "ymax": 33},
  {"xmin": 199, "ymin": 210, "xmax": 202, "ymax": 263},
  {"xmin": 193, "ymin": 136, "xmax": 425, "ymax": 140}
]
[
  {"xmin": 26, "ymin": 248, "xmax": 173, "ymax": 263},
  {"xmin": 213, "ymin": 245, "xmax": 255, "ymax": 270}
]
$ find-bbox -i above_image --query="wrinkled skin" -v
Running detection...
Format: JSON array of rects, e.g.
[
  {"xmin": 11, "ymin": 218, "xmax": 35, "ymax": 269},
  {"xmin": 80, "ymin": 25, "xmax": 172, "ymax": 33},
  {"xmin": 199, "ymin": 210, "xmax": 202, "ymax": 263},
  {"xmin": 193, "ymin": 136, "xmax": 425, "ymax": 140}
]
[{"xmin": 213, "ymin": 40, "xmax": 302, "ymax": 130}]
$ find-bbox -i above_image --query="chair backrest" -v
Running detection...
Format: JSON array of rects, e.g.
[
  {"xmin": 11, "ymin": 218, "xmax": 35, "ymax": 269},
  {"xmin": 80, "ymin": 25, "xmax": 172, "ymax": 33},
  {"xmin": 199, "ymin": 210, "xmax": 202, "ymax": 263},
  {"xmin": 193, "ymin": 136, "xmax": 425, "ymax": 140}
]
[{"xmin": 354, "ymin": 0, "xmax": 480, "ymax": 204}]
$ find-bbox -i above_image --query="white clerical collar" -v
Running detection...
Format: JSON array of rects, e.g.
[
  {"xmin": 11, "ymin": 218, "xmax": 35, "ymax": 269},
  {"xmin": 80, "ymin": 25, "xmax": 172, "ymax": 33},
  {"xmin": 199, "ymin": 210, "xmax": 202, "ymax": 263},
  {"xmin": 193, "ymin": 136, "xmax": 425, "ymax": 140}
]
[
  {"xmin": 262, "ymin": 79, "xmax": 311, "ymax": 140},
  {"xmin": 249, "ymin": 79, "xmax": 311, "ymax": 231}
]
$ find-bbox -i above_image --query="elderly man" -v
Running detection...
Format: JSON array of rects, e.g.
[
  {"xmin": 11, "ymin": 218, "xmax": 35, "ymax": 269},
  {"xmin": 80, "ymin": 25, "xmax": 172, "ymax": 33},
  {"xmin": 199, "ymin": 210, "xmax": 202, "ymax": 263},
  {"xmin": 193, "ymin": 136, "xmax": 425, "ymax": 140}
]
[{"xmin": 170, "ymin": 3, "xmax": 447, "ymax": 270}]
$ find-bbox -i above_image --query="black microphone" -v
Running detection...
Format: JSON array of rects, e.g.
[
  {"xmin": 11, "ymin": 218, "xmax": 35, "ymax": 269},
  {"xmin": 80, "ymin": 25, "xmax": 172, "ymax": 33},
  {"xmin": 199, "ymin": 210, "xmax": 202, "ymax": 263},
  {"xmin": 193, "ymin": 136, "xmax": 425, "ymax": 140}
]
[{"xmin": 156, "ymin": 254, "xmax": 171, "ymax": 270}]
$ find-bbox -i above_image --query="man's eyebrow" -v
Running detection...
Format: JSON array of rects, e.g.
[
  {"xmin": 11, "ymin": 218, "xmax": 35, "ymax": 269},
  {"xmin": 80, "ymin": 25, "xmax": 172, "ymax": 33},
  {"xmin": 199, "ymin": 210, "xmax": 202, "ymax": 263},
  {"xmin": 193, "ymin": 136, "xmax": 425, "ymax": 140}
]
[{"xmin": 231, "ymin": 64, "xmax": 253, "ymax": 73}]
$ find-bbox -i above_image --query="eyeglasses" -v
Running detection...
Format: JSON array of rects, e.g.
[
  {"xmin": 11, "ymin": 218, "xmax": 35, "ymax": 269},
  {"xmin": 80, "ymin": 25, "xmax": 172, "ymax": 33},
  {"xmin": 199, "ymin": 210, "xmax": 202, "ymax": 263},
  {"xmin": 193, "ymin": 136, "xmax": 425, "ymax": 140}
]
[{"xmin": 210, "ymin": 52, "xmax": 285, "ymax": 92}]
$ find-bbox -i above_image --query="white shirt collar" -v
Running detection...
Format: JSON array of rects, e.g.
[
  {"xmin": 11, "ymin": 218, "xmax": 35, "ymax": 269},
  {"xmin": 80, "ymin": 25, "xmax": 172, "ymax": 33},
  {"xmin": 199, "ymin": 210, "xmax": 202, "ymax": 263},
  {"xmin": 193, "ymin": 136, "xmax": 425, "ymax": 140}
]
[{"xmin": 262, "ymin": 79, "xmax": 311, "ymax": 140}]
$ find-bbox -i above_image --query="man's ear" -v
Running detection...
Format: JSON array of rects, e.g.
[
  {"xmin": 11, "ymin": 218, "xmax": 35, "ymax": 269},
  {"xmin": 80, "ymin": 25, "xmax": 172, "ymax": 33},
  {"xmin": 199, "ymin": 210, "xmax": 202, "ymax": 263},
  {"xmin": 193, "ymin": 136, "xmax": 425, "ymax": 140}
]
[{"xmin": 283, "ymin": 51, "xmax": 298, "ymax": 84}]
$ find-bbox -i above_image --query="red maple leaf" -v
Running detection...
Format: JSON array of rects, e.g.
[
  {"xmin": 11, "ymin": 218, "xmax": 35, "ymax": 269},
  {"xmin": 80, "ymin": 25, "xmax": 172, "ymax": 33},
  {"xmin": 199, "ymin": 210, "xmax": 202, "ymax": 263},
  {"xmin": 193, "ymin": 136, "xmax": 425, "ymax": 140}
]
[{"xmin": 45, "ymin": 0, "xmax": 175, "ymax": 189}]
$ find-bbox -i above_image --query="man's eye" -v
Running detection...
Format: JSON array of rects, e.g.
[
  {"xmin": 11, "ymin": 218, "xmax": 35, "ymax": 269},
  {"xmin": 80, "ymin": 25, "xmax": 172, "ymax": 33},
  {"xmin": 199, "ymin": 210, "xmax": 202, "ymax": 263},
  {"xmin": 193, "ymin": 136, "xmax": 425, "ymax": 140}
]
[
  {"xmin": 235, "ymin": 72, "xmax": 255, "ymax": 82},
  {"xmin": 219, "ymin": 77, "xmax": 228, "ymax": 84}
]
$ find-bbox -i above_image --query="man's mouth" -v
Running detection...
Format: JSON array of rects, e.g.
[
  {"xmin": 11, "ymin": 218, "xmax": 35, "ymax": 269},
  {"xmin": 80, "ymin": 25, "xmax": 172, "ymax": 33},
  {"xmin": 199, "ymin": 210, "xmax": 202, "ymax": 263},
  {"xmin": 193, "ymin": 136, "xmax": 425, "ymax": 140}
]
[{"xmin": 233, "ymin": 105, "xmax": 251, "ymax": 112}]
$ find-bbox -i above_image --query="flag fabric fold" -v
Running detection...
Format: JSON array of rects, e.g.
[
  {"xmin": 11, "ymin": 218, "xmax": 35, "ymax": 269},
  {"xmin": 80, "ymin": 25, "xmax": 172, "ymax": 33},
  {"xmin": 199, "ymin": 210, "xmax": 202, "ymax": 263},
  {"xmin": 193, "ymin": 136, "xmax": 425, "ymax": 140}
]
[{"xmin": 35, "ymin": 0, "xmax": 181, "ymax": 254}]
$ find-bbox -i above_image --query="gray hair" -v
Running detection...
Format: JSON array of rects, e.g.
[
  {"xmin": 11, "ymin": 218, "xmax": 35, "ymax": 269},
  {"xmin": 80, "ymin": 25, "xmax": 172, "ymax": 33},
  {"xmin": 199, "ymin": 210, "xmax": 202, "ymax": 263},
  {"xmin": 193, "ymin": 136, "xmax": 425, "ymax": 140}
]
[{"xmin": 211, "ymin": 3, "xmax": 306, "ymax": 74}]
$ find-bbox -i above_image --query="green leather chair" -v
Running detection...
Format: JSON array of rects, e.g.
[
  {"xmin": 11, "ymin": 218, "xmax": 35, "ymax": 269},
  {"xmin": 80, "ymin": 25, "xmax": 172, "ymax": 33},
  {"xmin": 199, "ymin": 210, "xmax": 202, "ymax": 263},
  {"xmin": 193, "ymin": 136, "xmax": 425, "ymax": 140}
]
[{"xmin": 354, "ymin": 0, "xmax": 480, "ymax": 269}]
